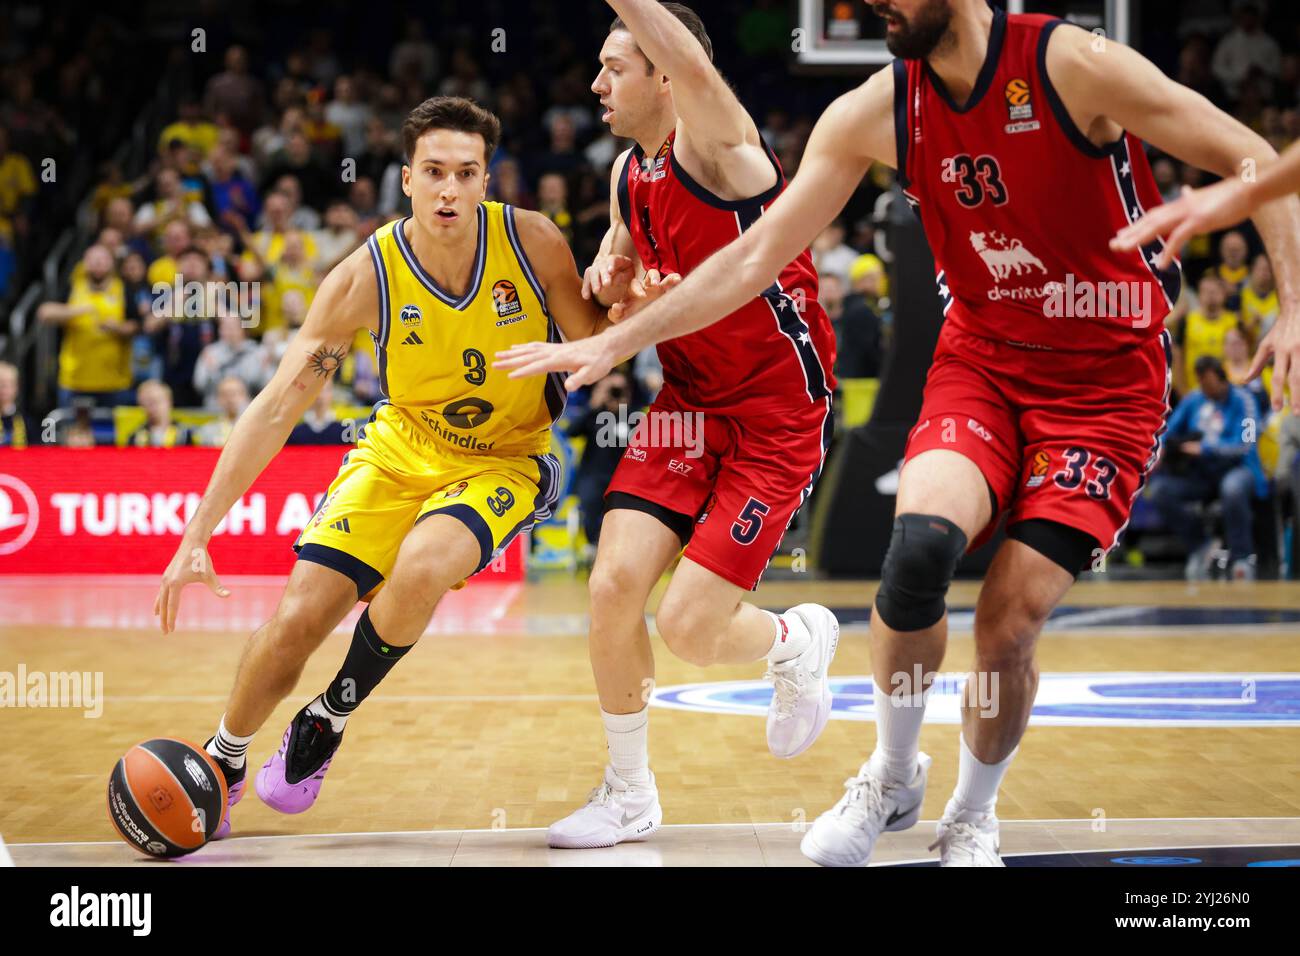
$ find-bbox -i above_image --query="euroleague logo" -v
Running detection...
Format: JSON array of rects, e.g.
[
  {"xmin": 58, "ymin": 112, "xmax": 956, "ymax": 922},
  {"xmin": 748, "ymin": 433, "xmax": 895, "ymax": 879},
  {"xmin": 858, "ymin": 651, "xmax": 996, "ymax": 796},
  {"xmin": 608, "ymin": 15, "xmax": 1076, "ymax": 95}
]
[
  {"xmin": 1027, "ymin": 449, "xmax": 1052, "ymax": 488},
  {"xmin": 1003, "ymin": 76, "xmax": 1040, "ymax": 133},
  {"xmin": 492, "ymin": 279, "xmax": 522, "ymax": 318},
  {"xmin": 0, "ymin": 474, "xmax": 38, "ymax": 555}
]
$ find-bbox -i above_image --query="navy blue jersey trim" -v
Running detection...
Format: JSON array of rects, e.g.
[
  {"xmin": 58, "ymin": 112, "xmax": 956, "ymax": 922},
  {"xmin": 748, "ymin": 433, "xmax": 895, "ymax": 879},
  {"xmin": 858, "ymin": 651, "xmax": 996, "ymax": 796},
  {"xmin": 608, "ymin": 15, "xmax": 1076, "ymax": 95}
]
[
  {"xmin": 366, "ymin": 234, "xmax": 391, "ymax": 398},
  {"xmin": 1110, "ymin": 137, "xmax": 1182, "ymax": 308},
  {"xmin": 418, "ymin": 502, "xmax": 494, "ymax": 572},
  {"xmin": 736, "ymin": 203, "xmax": 829, "ymax": 403},
  {"xmin": 924, "ymin": 6, "xmax": 1006, "ymax": 114},
  {"xmin": 1037, "ymin": 19, "xmax": 1126, "ymax": 159},
  {"xmin": 892, "ymin": 59, "xmax": 911, "ymax": 189},
  {"xmin": 616, "ymin": 149, "xmax": 636, "ymax": 228},
  {"xmin": 503, "ymin": 204, "xmax": 550, "ymax": 312},
  {"xmin": 294, "ymin": 543, "xmax": 384, "ymax": 599},
  {"xmin": 668, "ymin": 136, "xmax": 783, "ymax": 212},
  {"xmin": 393, "ymin": 207, "xmax": 487, "ymax": 310}
]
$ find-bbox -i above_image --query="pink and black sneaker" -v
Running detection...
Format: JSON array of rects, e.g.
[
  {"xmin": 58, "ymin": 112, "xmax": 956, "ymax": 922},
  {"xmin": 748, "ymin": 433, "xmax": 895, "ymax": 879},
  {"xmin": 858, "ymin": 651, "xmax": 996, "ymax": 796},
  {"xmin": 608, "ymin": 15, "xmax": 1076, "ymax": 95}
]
[
  {"xmin": 255, "ymin": 707, "xmax": 345, "ymax": 814},
  {"xmin": 204, "ymin": 738, "xmax": 246, "ymax": 840}
]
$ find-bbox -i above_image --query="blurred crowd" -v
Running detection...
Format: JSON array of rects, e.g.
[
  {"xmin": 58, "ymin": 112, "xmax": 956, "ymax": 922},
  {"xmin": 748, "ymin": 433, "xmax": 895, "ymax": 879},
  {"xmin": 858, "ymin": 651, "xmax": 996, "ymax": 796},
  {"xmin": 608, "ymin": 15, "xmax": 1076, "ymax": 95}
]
[{"xmin": 2, "ymin": 0, "xmax": 1300, "ymax": 575}]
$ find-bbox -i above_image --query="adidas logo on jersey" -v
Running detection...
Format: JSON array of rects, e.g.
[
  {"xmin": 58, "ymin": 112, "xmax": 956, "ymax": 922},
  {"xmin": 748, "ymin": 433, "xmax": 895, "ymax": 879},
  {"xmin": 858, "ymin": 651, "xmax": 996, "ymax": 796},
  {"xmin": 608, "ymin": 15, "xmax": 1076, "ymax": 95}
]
[
  {"xmin": 329, "ymin": 518, "xmax": 351, "ymax": 533},
  {"xmin": 401, "ymin": 331, "xmax": 423, "ymax": 346}
]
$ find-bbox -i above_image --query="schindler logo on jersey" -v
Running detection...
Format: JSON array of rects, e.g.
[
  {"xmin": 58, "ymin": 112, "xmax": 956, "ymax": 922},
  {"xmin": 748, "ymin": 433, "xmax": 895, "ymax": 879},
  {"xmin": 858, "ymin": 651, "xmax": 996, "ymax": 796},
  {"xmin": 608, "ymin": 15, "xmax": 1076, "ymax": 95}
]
[{"xmin": 49, "ymin": 886, "xmax": 152, "ymax": 936}]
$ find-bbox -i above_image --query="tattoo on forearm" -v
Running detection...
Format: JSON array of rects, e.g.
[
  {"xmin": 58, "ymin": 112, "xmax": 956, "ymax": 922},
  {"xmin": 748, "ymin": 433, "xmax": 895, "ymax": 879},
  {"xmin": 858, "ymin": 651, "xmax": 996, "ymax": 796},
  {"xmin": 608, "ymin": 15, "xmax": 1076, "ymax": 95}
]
[{"xmin": 307, "ymin": 345, "xmax": 348, "ymax": 378}]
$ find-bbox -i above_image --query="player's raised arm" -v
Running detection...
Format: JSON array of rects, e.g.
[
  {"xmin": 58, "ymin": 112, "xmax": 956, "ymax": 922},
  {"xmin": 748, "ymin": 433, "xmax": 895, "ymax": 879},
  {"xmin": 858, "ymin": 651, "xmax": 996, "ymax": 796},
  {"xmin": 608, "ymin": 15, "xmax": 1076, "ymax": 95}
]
[
  {"xmin": 154, "ymin": 247, "xmax": 377, "ymax": 633},
  {"xmin": 496, "ymin": 67, "xmax": 894, "ymax": 388},
  {"xmin": 1044, "ymin": 23, "xmax": 1300, "ymax": 409},
  {"xmin": 606, "ymin": 0, "xmax": 770, "ymax": 190}
]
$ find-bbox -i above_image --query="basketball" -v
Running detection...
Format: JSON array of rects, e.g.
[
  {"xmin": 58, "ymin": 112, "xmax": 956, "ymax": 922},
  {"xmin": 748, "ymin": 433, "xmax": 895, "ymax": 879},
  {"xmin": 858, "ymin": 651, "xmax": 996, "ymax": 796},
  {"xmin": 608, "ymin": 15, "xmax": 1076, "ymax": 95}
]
[{"xmin": 106, "ymin": 738, "xmax": 228, "ymax": 858}]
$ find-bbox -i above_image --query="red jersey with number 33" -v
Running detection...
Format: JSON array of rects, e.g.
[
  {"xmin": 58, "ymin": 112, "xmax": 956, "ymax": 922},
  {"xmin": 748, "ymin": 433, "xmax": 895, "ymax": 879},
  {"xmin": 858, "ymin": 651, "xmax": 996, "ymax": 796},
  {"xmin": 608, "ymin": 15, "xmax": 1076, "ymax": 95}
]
[
  {"xmin": 617, "ymin": 131, "xmax": 836, "ymax": 414},
  {"xmin": 894, "ymin": 10, "xmax": 1181, "ymax": 351}
]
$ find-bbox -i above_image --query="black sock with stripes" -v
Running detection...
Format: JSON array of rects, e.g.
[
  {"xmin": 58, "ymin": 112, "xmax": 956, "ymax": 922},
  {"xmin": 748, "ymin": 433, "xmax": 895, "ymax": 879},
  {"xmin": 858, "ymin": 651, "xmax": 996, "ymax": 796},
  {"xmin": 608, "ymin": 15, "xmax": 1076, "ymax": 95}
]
[
  {"xmin": 206, "ymin": 716, "xmax": 254, "ymax": 775},
  {"xmin": 307, "ymin": 607, "xmax": 414, "ymax": 732}
]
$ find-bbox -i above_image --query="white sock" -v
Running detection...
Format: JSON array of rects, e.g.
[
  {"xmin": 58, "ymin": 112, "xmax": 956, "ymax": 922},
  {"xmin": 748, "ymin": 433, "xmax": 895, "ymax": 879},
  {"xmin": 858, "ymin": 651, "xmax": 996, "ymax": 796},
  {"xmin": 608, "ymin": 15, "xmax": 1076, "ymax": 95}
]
[
  {"xmin": 867, "ymin": 683, "xmax": 929, "ymax": 785},
  {"xmin": 602, "ymin": 706, "xmax": 650, "ymax": 787},
  {"xmin": 765, "ymin": 610, "xmax": 811, "ymax": 663},
  {"xmin": 947, "ymin": 734, "xmax": 1016, "ymax": 821},
  {"xmin": 306, "ymin": 694, "xmax": 349, "ymax": 733},
  {"xmin": 208, "ymin": 716, "xmax": 254, "ymax": 772}
]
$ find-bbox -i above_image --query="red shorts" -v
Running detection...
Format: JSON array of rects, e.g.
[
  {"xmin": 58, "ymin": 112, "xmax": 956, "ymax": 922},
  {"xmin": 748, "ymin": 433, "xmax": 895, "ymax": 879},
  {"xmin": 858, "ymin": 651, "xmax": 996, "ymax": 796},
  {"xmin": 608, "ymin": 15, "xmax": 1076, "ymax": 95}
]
[
  {"xmin": 904, "ymin": 325, "xmax": 1172, "ymax": 552},
  {"xmin": 605, "ymin": 393, "xmax": 833, "ymax": 590}
]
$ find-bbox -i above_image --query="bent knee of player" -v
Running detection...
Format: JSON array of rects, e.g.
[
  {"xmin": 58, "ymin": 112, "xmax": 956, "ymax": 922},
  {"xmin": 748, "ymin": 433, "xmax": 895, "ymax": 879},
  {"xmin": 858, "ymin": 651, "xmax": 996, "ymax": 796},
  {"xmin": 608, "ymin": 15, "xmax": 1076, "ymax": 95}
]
[
  {"xmin": 588, "ymin": 555, "xmax": 656, "ymax": 624},
  {"xmin": 655, "ymin": 596, "xmax": 730, "ymax": 667},
  {"xmin": 973, "ymin": 590, "xmax": 1052, "ymax": 665}
]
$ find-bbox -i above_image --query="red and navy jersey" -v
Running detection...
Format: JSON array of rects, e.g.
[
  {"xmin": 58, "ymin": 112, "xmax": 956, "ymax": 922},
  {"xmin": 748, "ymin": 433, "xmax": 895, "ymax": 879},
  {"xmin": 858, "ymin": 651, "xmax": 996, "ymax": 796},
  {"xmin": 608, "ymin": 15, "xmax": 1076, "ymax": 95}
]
[
  {"xmin": 617, "ymin": 131, "xmax": 836, "ymax": 413},
  {"xmin": 894, "ymin": 9, "xmax": 1181, "ymax": 351}
]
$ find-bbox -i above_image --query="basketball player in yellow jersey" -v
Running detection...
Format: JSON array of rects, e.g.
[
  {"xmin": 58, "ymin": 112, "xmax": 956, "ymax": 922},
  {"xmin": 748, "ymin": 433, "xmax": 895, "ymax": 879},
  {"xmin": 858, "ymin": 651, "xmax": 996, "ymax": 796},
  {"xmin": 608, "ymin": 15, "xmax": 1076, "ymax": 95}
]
[{"xmin": 152, "ymin": 97, "xmax": 645, "ymax": 835}]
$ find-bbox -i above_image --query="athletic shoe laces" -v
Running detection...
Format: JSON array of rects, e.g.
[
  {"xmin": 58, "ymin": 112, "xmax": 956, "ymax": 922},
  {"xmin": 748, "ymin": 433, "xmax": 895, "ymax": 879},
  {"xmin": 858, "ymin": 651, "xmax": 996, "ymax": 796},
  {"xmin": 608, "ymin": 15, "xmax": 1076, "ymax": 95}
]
[
  {"xmin": 764, "ymin": 662, "xmax": 803, "ymax": 720},
  {"xmin": 836, "ymin": 771, "xmax": 887, "ymax": 826},
  {"xmin": 929, "ymin": 821, "xmax": 998, "ymax": 862}
]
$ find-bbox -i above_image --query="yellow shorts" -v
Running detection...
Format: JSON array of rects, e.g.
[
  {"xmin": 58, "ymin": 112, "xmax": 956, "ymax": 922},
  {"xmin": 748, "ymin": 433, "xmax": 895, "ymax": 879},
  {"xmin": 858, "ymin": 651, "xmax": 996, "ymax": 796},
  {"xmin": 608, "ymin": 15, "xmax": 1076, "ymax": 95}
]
[{"xmin": 294, "ymin": 427, "xmax": 561, "ymax": 598}]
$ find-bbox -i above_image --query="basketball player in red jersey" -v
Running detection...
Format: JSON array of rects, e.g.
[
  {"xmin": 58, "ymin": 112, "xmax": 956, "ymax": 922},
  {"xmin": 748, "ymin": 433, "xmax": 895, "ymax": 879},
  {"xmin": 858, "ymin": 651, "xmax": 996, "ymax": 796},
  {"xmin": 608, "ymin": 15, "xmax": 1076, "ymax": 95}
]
[
  {"xmin": 501, "ymin": 1, "xmax": 840, "ymax": 850},
  {"xmin": 501, "ymin": 0, "xmax": 1300, "ymax": 865}
]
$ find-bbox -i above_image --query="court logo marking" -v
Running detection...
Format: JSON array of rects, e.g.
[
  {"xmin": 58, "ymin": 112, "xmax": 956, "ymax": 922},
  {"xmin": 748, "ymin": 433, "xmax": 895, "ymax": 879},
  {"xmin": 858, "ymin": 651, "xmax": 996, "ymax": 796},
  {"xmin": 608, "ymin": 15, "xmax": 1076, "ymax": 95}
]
[{"xmin": 651, "ymin": 673, "xmax": 1300, "ymax": 727}]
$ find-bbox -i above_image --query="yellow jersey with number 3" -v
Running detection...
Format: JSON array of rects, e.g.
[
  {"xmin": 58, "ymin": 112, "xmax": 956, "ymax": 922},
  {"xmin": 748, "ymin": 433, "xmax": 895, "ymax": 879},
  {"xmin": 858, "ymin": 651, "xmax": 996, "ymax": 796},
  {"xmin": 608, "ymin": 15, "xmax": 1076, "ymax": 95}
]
[{"xmin": 361, "ymin": 202, "xmax": 565, "ymax": 461}]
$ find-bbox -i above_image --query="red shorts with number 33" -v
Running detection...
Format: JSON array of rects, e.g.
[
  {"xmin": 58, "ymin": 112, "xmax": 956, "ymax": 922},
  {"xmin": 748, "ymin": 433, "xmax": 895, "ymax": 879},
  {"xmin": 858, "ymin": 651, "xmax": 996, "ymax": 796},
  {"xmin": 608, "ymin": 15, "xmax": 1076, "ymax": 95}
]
[{"xmin": 903, "ymin": 324, "xmax": 1173, "ymax": 553}]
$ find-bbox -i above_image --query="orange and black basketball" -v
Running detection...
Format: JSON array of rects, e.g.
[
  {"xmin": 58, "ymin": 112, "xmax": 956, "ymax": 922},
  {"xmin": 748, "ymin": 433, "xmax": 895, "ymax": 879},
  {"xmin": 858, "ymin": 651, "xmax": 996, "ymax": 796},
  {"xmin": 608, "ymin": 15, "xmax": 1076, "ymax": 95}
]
[{"xmin": 107, "ymin": 738, "xmax": 227, "ymax": 858}]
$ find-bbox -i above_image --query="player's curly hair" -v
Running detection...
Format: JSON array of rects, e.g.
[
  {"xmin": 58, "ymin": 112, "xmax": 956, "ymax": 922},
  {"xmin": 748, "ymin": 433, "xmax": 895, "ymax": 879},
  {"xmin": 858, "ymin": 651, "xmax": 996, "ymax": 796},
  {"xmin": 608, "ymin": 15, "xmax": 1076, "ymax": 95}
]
[
  {"xmin": 610, "ymin": 2, "xmax": 713, "ymax": 72},
  {"xmin": 402, "ymin": 96, "xmax": 501, "ymax": 165}
]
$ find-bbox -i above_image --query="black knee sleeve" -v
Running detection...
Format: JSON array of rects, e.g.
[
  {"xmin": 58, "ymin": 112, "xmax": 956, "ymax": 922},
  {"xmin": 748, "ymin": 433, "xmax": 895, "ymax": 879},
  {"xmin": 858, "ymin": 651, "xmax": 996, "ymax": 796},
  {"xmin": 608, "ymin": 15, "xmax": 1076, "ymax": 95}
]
[{"xmin": 874, "ymin": 514, "xmax": 968, "ymax": 632}]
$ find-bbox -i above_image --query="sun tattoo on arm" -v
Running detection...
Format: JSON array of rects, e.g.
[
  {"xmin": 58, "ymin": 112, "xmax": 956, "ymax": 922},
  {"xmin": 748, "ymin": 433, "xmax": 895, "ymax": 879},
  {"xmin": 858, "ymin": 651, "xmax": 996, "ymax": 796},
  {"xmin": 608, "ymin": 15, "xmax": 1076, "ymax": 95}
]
[{"xmin": 307, "ymin": 344, "xmax": 348, "ymax": 378}]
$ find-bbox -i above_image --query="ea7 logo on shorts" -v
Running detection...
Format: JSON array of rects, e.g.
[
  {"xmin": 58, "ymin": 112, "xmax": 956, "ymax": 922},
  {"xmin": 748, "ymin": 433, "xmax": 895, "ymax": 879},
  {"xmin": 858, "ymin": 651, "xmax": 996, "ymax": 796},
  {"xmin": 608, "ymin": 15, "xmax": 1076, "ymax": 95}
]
[
  {"xmin": 399, "ymin": 304, "xmax": 423, "ymax": 327},
  {"xmin": 626, "ymin": 447, "xmax": 647, "ymax": 462},
  {"xmin": 966, "ymin": 418, "xmax": 992, "ymax": 442},
  {"xmin": 668, "ymin": 459, "xmax": 692, "ymax": 475},
  {"xmin": 492, "ymin": 280, "xmax": 522, "ymax": 318}
]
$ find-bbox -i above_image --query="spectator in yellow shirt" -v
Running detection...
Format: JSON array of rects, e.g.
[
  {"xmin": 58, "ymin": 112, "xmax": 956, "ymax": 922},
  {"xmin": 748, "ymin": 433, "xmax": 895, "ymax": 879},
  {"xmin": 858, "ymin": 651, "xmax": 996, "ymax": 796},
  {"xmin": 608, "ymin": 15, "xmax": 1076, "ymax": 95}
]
[
  {"xmin": 1240, "ymin": 253, "xmax": 1279, "ymax": 346},
  {"xmin": 1174, "ymin": 273, "xmax": 1239, "ymax": 396},
  {"xmin": 157, "ymin": 98, "xmax": 219, "ymax": 160},
  {"xmin": 147, "ymin": 220, "xmax": 194, "ymax": 288},
  {"xmin": 0, "ymin": 128, "xmax": 37, "ymax": 242},
  {"xmin": 1215, "ymin": 230, "xmax": 1250, "ymax": 310},
  {"xmin": 38, "ymin": 245, "xmax": 138, "ymax": 407}
]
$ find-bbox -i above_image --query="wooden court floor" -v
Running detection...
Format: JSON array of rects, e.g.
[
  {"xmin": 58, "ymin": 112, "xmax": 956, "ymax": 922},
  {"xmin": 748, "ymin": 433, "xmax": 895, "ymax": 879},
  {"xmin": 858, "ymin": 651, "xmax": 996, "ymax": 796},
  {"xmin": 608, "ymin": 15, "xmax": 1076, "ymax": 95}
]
[{"xmin": 2, "ymin": 576, "xmax": 1298, "ymax": 866}]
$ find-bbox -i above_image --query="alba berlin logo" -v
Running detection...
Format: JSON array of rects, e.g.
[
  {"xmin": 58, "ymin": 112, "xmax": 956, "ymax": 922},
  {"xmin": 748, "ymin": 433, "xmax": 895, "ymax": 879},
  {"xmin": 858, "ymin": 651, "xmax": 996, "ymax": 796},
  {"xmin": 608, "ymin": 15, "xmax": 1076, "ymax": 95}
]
[{"xmin": 442, "ymin": 397, "xmax": 494, "ymax": 429}]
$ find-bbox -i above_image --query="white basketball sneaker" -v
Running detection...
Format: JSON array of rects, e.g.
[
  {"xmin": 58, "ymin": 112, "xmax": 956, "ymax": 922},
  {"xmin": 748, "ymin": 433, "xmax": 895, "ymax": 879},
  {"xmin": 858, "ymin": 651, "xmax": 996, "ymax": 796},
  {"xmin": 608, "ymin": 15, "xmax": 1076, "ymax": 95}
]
[
  {"xmin": 765, "ymin": 604, "xmax": 840, "ymax": 759},
  {"xmin": 800, "ymin": 752, "xmax": 931, "ymax": 867},
  {"xmin": 930, "ymin": 808, "xmax": 1005, "ymax": 866},
  {"xmin": 547, "ymin": 765, "xmax": 662, "ymax": 849}
]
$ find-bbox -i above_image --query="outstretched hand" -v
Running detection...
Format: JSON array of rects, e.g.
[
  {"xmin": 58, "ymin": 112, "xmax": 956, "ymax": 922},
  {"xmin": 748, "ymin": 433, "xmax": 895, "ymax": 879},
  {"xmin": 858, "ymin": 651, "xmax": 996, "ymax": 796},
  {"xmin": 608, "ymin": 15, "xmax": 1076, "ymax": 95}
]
[{"xmin": 1111, "ymin": 180, "xmax": 1253, "ymax": 270}]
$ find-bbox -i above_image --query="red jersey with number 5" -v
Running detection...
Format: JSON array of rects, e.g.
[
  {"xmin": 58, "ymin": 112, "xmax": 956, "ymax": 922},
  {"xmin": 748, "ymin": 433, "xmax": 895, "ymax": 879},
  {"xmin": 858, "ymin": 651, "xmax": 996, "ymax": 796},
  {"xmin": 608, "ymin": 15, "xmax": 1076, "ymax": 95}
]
[
  {"xmin": 617, "ymin": 131, "xmax": 835, "ymax": 414},
  {"xmin": 894, "ymin": 10, "xmax": 1181, "ymax": 351}
]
